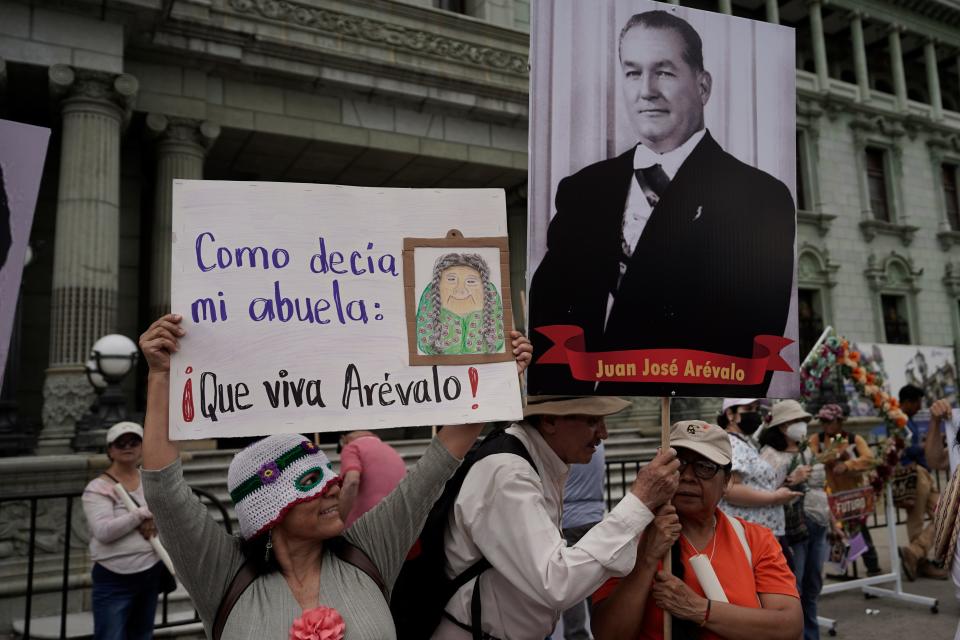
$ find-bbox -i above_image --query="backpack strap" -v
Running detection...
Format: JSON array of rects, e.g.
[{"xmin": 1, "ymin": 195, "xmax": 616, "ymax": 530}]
[
  {"xmin": 328, "ymin": 537, "xmax": 388, "ymax": 600},
  {"xmin": 213, "ymin": 538, "xmax": 387, "ymax": 640},
  {"xmin": 445, "ymin": 430, "xmax": 538, "ymax": 639},
  {"xmin": 726, "ymin": 514, "xmax": 764, "ymax": 607},
  {"xmin": 728, "ymin": 515, "xmax": 752, "ymax": 566},
  {"xmin": 213, "ymin": 561, "xmax": 258, "ymax": 640}
]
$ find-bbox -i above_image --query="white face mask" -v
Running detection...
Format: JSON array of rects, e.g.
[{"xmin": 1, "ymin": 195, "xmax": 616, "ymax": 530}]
[{"xmin": 786, "ymin": 422, "xmax": 808, "ymax": 443}]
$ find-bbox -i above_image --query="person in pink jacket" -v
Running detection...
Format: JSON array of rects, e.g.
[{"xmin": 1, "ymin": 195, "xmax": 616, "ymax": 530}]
[{"xmin": 82, "ymin": 422, "xmax": 164, "ymax": 640}]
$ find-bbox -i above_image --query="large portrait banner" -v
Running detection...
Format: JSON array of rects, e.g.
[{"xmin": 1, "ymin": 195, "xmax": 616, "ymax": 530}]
[
  {"xmin": 0, "ymin": 119, "xmax": 50, "ymax": 389},
  {"xmin": 526, "ymin": 0, "xmax": 799, "ymax": 398},
  {"xmin": 169, "ymin": 181, "xmax": 522, "ymax": 440}
]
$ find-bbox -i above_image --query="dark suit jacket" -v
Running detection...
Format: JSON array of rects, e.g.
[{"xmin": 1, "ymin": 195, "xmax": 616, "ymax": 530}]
[{"xmin": 528, "ymin": 131, "xmax": 795, "ymax": 397}]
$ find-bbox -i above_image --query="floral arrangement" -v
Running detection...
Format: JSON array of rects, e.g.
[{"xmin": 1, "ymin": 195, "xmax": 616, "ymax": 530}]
[
  {"xmin": 800, "ymin": 333, "xmax": 909, "ymax": 495},
  {"xmin": 289, "ymin": 606, "xmax": 345, "ymax": 640}
]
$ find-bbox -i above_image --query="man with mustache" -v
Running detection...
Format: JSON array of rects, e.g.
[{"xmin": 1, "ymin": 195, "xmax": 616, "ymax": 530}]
[{"xmin": 528, "ymin": 9, "xmax": 795, "ymax": 398}]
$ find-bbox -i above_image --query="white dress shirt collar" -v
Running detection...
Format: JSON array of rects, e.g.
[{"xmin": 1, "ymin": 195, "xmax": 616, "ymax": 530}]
[
  {"xmin": 517, "ymin": 421, "xmax": 570, "ymax": 480},
  {"xmin": 633, "ymin": 128, "xmax": 707, "ymax": 180}
]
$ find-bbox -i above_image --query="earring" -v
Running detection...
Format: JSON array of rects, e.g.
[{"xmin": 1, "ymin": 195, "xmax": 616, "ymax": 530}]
[{"xmin": 264, "ymin": 529, "xmax": 273, "ymax": 563}]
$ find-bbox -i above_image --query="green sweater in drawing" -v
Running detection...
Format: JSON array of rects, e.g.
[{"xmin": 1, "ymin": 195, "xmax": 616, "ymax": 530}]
[{"xmin": 416, "ymin": 282, "xmax": 505, "ymax": 355}]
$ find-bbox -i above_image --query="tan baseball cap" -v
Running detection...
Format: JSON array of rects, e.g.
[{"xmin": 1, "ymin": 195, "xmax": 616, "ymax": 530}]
[
  {"xmin": 523, "ymin": 395, "xmax": 632, "ymax": 417},
  {"xmin": 670, "ymin": 420, "xmax": 732, "ymax": 466}
]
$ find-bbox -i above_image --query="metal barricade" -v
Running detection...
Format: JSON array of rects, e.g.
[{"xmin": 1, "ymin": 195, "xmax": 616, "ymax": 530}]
[{"xmin": 1, "ymin": 486, "xmax": 233, "ymax": 639}]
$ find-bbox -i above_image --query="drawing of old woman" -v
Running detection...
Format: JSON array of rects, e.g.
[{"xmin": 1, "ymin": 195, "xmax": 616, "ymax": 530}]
[{"xmin": 416, "ymin": 253, "xmax": 505, "ymax": 355}]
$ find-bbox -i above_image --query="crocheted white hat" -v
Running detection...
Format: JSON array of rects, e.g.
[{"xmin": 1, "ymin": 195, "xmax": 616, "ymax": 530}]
[{"xmin": 227, "ymin": 434, "xmax": 338, "ymax": 540}]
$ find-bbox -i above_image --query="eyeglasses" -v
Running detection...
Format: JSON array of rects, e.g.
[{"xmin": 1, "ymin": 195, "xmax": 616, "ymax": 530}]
[
  {"xmin": 677, "ymin": 457, "xmax": 723, "ymax": 480},
  {"xmin": 111, "ymin": 438, "xmax": 142, "ymax": 450}
]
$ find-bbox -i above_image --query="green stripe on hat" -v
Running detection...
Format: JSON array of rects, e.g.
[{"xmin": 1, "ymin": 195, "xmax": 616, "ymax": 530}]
[{"xmin": 229, "ymin": 440, "xmax": 321, "ymax": 504}]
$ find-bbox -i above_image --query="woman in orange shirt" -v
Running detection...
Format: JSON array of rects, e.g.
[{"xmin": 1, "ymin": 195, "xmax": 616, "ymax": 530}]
[{"xmin": 591, "ymin": 421, "xmax": 801, "ymax": 640}]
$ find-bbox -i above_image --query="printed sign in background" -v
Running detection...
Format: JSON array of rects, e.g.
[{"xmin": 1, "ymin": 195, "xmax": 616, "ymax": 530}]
[
  {"xmin": 169, "ymin": 181, "xmax": 522, "ymax": 440},
  {"xmin": 845, "ymin": 342, "xmax": 958, "ymax": 438},
  {"xmin": 828, "ymin": 487, "xmax": 876, "ymax": 522},
  {"xmin": 0, "ymin": 120, "xmax": 50, "ymax": 389}
]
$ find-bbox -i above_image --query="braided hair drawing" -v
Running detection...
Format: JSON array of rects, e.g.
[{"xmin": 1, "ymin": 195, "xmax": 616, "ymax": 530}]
[{"xmin": 424, "ymin": 253, "xmax": 501, "ymax": 354}]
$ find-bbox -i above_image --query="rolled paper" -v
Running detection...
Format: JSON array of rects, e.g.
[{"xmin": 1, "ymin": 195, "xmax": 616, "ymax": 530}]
[
  {"xmin": 688, "ymin": 554, "xmax": 728, "ymax": 603},
  {"xmin": 113, "ymin": 483, "xmax": 177, "ymax": 576}
]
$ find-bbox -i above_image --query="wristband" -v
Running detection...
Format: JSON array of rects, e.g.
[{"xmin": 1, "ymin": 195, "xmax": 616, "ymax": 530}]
[{"xmin": 700, "ymin": 599, "xmax": 712, "ymax": 626}]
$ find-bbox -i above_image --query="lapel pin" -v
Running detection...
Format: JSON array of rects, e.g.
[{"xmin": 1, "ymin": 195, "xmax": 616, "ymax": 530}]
[{"xmin": 693, "ymin": 205, "xmax": 703, "ymax": 221}]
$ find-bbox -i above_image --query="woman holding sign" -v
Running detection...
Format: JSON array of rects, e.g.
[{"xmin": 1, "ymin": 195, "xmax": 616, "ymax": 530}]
[
  {"xmin": 591, "ymin": 421, "xmax": 801, "ymax": 640},
  {"xmin": 137, "ymin": 313, "xmax": 531, "ymax": 640}
]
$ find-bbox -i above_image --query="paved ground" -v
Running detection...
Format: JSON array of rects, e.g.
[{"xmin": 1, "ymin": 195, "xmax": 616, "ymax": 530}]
[{"xmin": 817, "ymin": 522, "xmax": 957, "ymax": 639}]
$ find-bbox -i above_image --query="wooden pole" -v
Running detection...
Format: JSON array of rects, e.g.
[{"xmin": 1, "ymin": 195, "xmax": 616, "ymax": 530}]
[{"xmin": 661, "ymin": 396, "xmax": 672, "ymax": 639}]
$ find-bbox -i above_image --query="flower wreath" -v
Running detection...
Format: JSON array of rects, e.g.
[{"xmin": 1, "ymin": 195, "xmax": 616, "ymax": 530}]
[{"xmin": 800, "ymin": 333, "xmax": 909, "ymax": 496}]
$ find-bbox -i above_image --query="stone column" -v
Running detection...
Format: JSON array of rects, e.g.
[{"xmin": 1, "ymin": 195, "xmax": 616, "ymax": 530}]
[
  {"xmin": 765, "ymin": 0, "xmax": 780, "ymax": 24},
  {"xmin": 145, "ymin": 114, "xmax": 220, "ymax": 320},
  {"xmin": 38, "ymin": 65, "xmax": 137, "ymax": 454},
  {"xmin": 718, "ymin": 0, "xmax": 733, "ymax": 15},
  {"xmin": 808, "ymin": 0, "xmax": 830, "ymax": 92},
  {"xmin": 925, "ymin": 39, "xmax": 943, "ymax": 120},
  {"xmin": 888, "ymin": 26, "xmax": 908, "ymax": 110},
  {"xmin": 850, "ymin": 12, "xmax": 871, "ymax": 101}
]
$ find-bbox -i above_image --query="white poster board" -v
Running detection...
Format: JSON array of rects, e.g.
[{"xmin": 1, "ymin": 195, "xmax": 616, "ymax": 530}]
[{"xmin": 169, "ymin": 181, "xmax": 522, "ymax": 440}]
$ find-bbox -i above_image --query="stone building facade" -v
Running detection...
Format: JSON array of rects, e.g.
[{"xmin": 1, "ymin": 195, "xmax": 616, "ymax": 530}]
[{"xmin": 1, "ymin": 0, "xmax": 960, "ymax": 448}]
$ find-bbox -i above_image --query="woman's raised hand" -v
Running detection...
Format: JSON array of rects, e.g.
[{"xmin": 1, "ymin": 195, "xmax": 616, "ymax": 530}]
[
  {"xmin": 511, "ymin": 330, "xmax": 533, "ymax": 376},
  {"xmin": 139, "ymin": 314, "xmax": 185, "ymax": 373}
]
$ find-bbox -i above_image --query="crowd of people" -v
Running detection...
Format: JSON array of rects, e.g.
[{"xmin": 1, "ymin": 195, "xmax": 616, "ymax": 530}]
[{"xmin": 76, "ymin": 313, "xmax": 960, "ymax": 640}]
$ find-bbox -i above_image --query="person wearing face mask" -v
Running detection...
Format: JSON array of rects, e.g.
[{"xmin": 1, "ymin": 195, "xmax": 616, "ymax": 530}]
[
  {"xmin": 718, "ymin": 399, "xmax": 802, "ymax": 543},
  {"xmin": 809, "ymin": 403, "xmax": 882, "ymax": 577},
  {"xmin": 759, "ymin": 401, "xmax": 829, "ymax": 640}
]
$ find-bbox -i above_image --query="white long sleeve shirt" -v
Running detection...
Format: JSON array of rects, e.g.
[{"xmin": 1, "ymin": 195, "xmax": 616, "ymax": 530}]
[
  {"xmin": 433, "ymin": 423, "xmax": 653, "ymax": 640},
  {"xmin": 82, "ymin": 475, "xmax": 158, "ymax": 574}
]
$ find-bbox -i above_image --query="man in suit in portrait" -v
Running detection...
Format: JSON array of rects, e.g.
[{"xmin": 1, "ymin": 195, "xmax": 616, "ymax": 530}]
[{"xmin": 528, "ymin": 9, "xmax": 795, "ymax": 397}]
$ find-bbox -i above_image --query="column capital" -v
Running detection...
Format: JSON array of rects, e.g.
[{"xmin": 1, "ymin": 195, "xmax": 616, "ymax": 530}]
[
  {"xmin": 883, "ymin": 22, "xmax": 905, "ymax": 35},
  {"xmin": 48, "ymin": 65, "xmax": 138, "ymax": 119},
  {"xmin": 146, "ymin": 113, "xmax": 220, "ymax": 151}
]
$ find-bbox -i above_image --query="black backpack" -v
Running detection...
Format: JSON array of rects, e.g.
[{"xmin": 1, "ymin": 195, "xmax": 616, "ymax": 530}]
[{"xmin": 390, "ymin": 428, "xmax": 539, "ymax": 640}]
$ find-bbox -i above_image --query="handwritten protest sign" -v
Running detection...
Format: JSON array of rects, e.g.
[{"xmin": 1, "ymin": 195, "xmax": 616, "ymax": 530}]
[
  {"xmin": 828, "ymin": 487, "xmax": 876, "ymax": 522},
  {"xmin": 169, "ymin": 181, "xmax": 522, "ymax": 440}
]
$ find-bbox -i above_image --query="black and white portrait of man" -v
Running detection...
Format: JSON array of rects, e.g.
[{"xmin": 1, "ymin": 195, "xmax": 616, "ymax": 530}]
[{"xmin": 527, "ymin": 2, "xmax": 798, "ymax": 398}]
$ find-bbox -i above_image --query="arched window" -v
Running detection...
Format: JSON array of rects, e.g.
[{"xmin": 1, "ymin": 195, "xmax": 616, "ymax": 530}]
[
  {"xmin": 864, "ymin": 252, "xmax": 922, "ymax": 344},
  {"xmin": 797, "ymin": 245, "xmax": 838, "ymax": 357}
]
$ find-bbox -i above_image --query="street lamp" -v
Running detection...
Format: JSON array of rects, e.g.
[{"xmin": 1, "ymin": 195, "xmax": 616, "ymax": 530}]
[
  {"xmin": 84, "ymin": 358, "xmax": 107, "ymax": 392},
  {"xmin": 72, "ymin": 334, "xmax": 139, "ymax": 451}
]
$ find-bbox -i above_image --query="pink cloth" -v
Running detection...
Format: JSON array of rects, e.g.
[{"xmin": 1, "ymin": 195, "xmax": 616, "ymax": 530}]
[{"xmin": 339, "ymin": 436, "xmax": 406, "ymax": 527}]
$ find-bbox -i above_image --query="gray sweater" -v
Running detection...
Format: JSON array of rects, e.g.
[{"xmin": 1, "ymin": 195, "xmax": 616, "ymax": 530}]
[{"xmin": 142, "ymin": 439, "xmax": 459, "ymax": 639}]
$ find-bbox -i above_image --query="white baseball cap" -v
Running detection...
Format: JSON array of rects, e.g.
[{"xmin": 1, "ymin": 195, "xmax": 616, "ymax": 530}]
[
  {"xmin": 721, "ymin": 398, "xmax": 760, "ymax": 413},
  {"xmin": 106, "ymin": 421, "xmax": 144, "ymax": 445}
]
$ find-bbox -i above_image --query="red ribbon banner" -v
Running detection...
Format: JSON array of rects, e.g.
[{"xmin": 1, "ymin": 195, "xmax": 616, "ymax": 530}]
[{"xmin": 535, "ymin": 325, "xmax": 794, "ymax": 385}]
